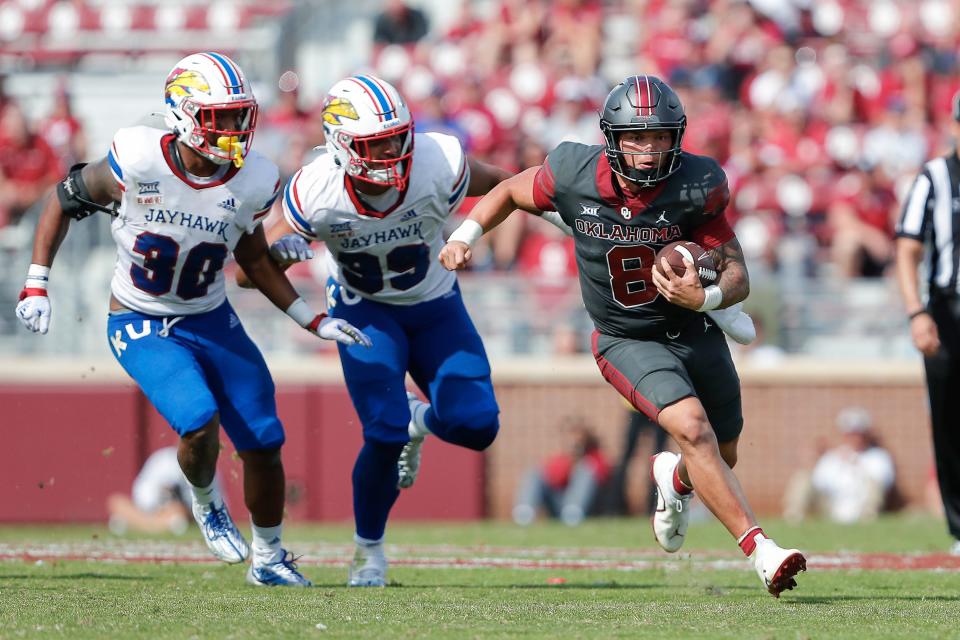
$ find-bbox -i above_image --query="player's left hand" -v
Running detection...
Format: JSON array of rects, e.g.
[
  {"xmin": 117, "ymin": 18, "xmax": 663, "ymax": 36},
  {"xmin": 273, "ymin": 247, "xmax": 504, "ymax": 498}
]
[
  {"xmin": 269, "ymin": 234, "xmax": 314, "ymax": 265},
  {"xmin": 651, "ymin": 257, "xmax": 704, "ymax": 310},
  {"xmin": 309, "ymin": 314, "xmax": 372, "ymax": 347}
]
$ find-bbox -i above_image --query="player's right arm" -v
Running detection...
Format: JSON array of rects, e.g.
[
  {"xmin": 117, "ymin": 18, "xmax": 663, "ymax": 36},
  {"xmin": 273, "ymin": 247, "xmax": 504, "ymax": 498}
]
[
  {"xmin": 16, "ymin": 159, "xmax": 121, "ymax": 334},
  {"xmin": 439, "ymin": 166, "xmax": 544, "ymax": 271}
]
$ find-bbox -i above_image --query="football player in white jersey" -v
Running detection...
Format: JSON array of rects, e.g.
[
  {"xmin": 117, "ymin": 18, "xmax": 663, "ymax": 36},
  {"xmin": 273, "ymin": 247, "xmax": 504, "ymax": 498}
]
[
  {"xmin": 15, "ymin": 52, "xmax": 371, "ymax": 587},
  {"xmin": 238, "ymin": 74, "xmax": 534, "ymax": 587}
]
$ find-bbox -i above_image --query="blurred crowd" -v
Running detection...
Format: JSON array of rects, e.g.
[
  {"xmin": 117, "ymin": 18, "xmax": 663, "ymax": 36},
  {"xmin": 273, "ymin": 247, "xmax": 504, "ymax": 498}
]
[
  {"xmin": 365, "ymin": 0, "xmax": 960, "ymax": 284},
  {"xmin": 3, "ymin": 0, "xmax": 959, "ymax": 337}
]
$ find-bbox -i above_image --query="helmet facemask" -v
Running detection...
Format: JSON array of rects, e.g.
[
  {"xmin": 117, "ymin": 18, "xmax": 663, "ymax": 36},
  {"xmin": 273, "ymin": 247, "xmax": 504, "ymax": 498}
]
[
  {"xmin": 337, "ymin": 121, "xmax": 414, "ymax": 191},
  {"xmin": 181, "ymin": 99, "xmax": 258, "ymax": 167},
  {"xmin": 601, "ymin": 120, "xmax": 686, "ymax": 188}
]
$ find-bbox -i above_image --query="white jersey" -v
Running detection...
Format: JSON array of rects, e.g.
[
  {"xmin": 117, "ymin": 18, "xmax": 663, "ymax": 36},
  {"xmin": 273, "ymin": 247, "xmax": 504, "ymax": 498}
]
[
  {"xmin": 282, "ymin": 132, "xmax": 470, "ymax": 305},
  {"xmin": 108, "ymin": 126, "xmax": 280, "ymax": 315}
]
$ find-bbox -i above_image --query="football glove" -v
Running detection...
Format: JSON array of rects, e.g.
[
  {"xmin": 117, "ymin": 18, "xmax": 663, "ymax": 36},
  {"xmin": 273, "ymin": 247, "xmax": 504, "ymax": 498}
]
[
  {"xmin": 309, "ymin": 314, "xmax": 372, "ymax": 347},
  {"xmin": 16, "ymin": 289, "xmax": 51, "ymax": 334},
  {"xmin": 269, "ymin": 234, "xmax": 314, "ymax": 265}
]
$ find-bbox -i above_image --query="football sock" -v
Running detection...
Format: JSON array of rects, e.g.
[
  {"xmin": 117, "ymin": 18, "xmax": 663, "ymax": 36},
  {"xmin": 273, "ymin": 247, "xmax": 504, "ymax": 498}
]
[
  {"xmin": 672, "ymin": 464, "xmax": 693, "ymax": 495},
  {"xmin": 738, "ymin": 526, "xmax": 766, "ymax": 556},
  {"xmin": 352, "ymin": 440, "xmax": 405, "ymax": 541},
  {"xmin": 408, "ymin": 401, "xmax": 431, "ymax": 439},
  {"xmin": 251, "ymin": 522, "xmax": 283, "ymax": 564},
  {"xmin": 190, "ymin": 481, "xmax": 220, "ymax": 507},
  {"xmin": 354, "ymin": 533, "xmax": 384, "ymax": 549}
]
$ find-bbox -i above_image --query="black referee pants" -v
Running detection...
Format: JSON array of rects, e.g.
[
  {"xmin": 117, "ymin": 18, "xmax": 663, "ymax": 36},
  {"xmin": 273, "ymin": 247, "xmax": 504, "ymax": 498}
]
[{"xmin": 924, "ymin": 294, "xmax": 960, "ymax": 540}]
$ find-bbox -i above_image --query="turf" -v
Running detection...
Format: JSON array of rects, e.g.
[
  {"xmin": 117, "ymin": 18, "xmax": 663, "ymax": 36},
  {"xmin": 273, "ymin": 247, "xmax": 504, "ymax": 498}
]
[{"xmin": 1, "ymin": 516, "xmax": 958, "ymax": 639}]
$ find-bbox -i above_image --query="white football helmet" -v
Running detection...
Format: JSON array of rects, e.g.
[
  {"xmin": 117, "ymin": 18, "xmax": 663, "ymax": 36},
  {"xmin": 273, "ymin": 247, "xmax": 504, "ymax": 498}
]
[
  {"xmin": 163, "ymin": 52, "xmax": 258, "ymax": 167},
  {"xmin": 321, "ymin": 75, "xmax": 414, "ymax": 191}
]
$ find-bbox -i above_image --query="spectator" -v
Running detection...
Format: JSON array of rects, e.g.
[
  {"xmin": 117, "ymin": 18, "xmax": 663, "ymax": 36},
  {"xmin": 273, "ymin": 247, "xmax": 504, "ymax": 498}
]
[
  {"xmin": 106, "ymin": 447, "xmax": 193, "ymax": 536},
  {"xmin": 826, "ymin": 166, "xmax": 897, "ymax": 278},
  {"xmin": 373, "ymin": 0, "xmax": 429, "ymax": 48},
  {"xmin": 782, "ymin": 407, "xmax": 897, "ymax": 524},
  {"xmin": 0, "ymin": 102, "xmax": 62, "ymax": 227},
  {"xmin": 38, "ymin": 81, "xmax": 86, "ymax": 169},
  {"xmin": 512, "ymin": 419, "xmax": 610, "ymax": 526}
]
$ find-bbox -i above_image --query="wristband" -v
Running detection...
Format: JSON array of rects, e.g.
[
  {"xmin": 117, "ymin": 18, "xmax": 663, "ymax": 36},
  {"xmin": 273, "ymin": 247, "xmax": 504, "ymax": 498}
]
[
  {"xmin": 908, "ymin": 309, "xmax": 929, "ymax": 320},
  {"xmin": 285, "ymin": 297, "xmax": 318, "ymax": 328},
  {"xmin": 25, "ymin": 264, "xmax": 51, "ymax": 290},
  {"xmin": 447, "ymin": 219, "xmax": 484, "ymax": 247},
  {"xmin": 698, "ymin": 285, "xmax": 723, "ymax": 311}
]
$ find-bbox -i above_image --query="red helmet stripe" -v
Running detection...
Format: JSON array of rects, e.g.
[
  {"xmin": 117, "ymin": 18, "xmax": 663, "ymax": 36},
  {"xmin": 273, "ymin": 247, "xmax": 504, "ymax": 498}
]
[
  {"xmin": 645, "ymin": 75, "xmax": 653, "ymax": 115},
  {"xmin": 634, "ymin": 76, "xmax": 641, "ymax": 116}
]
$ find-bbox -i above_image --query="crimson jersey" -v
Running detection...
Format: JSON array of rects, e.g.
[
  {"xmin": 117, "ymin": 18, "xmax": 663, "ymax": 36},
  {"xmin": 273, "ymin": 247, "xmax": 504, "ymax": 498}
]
[{"xmin": 532, "ymin": 142, "xmax": 733, "ymax": 338}]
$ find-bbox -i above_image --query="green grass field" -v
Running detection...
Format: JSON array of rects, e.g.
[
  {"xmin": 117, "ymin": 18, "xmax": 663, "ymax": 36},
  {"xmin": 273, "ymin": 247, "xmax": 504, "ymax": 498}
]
[{"xmin": 1, "ymin": 515, "xmax": 958, "ymax": 639}]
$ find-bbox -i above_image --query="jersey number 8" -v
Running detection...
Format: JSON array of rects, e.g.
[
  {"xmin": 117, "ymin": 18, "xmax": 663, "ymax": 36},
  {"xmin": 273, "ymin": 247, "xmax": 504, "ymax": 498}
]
[{"xmin": 606, "ymin": 244, "xmax": 658, "ymax": 307}]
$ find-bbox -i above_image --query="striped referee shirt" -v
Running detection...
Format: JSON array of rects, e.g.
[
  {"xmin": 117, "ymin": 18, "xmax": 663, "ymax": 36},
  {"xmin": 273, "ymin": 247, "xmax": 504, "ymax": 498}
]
[{"xmin": 897, "ymin": 152, "xmax": 960, "ymax": 294}]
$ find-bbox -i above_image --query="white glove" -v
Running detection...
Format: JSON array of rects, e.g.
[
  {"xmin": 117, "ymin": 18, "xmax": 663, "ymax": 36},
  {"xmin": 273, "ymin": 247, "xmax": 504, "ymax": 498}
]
[
  {"xmin": 310, "ymin": 314, "xmax": 372, "ymax": 347},
  {"xmin": 269, "ymin": 233, "xmax": 314, "ymax": 264},
  {"xmin": 16, "ymin": 290, "xmax": 51, "ymax": 334},
  {"xmin": 706, "ymin": 302, "xmax": 756, "ymax": 345}
]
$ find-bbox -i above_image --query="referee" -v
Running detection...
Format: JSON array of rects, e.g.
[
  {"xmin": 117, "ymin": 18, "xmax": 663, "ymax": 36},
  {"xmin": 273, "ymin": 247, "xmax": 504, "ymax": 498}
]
[{"xmin": 895, "ymin": 92, "xmax": 960, "ymax": 556}]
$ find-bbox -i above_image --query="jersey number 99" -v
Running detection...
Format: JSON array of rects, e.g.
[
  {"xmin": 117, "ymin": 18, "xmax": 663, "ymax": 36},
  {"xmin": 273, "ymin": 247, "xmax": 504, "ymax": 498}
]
[{"xmin": 338, "ymin": 243, "xmax": 430, "ymax": 295}]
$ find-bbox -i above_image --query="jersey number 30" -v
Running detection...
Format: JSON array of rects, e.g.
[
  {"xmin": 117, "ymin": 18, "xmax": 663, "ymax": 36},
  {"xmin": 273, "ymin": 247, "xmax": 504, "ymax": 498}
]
[
  {"xmin": 607, "ymin": 245, "xmax": 658, "ymax": 307},
  {"xmin": 131, "ymin": 232, "xmax": 228, "ymax": 300}
]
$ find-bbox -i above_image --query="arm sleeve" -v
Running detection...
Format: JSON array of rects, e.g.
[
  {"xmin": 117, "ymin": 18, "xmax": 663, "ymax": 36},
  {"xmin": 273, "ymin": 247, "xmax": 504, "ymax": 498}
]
[
  {"xmin": 896, "ymin": 169, "xmax": 933, "ymax": 240},
  {"xmin": 249, "ymin": 176, "xmax": 281, "ymax": 229},
  {"xmin": 425, "ymin": 132, "xmax": 470, "ymax": 215},
  {"xmin": 690, "ymin": 174, "xmax": 734, "ymax": 249},
  {"xmin": 281, "ymin": 168, "xmax": 318, "ymax": 240},
  {"xmin": 532, "ymin": 161, "xmax": 557, "ymax": 212},
  {"xmin": 107, "ymin": 131, "xmax": 131, "ymax": 194}
]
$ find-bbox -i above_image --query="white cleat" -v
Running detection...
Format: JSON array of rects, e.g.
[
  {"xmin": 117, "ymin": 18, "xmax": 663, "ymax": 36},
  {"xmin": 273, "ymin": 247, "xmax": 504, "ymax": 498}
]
[
  {"xmin": 247, "ymin": 549, "xmax": 312, "ymax": 587},
  {"xmin": 950, "ymin": 539, "xmax": 960, "ymax": 556},
  {"xmin": 191, "ymin": 499, "xmax": 249, "ymax": 564},
  {"xmin": 347, "ymin": 542, "xmax": 388, "ymax": 587},
  {"xmin": 750, "ymin": 536, "xmax": 806, "ymax": 598},
  {"xmin": 397, "ymin": 392, "xmax": 428, "ymax": 490},
  {"xmin": 650, "ymin": 452, "xmax": 692, "ymax": 553}
]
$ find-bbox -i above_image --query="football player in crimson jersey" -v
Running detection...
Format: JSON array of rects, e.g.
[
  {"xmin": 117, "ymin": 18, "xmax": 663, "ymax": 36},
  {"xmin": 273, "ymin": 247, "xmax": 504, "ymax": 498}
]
[
  {"xmin": 14, "ymin": 52, "xmax": 372, "ymax": 587},
  {"xmin": 441, "ymin": 75, "xmax": 806, "ymax": 597},
  {"xmin": 238, "ymin": 74, "xmax": 568, "ymax": 587}
]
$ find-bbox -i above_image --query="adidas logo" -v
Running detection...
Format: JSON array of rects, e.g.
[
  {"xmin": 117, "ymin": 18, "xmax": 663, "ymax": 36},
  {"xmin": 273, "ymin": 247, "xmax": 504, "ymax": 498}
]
[
  {"xmin": 228, "ymin": 313, "xmax": 240, "ymax": 329},
  {"xmin": 399, "ymin": 209, "xmax": 418, "ymax": 221},
  {"xmin": 218, "ymin": 197, "xmax": 237, "ymax": 213}
]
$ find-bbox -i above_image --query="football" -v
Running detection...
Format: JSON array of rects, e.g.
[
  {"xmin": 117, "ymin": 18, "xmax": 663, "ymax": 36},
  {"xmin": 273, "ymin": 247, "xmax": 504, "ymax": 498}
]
[{"xmin": 655, "ymin": 241, "xmax": 718, "ymax": 287}]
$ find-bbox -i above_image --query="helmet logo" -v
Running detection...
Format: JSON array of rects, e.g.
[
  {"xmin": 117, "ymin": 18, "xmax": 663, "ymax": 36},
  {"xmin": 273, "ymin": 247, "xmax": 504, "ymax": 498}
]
[
  {"xmin": 322, "ymin": 97, "xmax": 359, "ymax": 125},
  {"xmin": 165, "ymin": 68, "xmax": 210, "ymax": 103}
]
